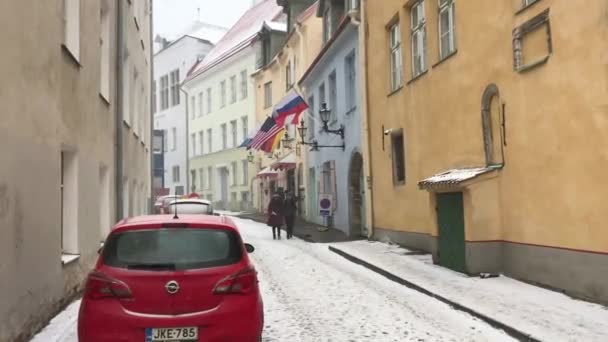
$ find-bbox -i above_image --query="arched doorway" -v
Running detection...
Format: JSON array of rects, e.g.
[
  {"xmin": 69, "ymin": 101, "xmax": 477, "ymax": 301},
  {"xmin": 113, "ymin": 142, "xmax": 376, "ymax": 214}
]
[{"xmin": 348, "ymin": 152, "xmax": 366, "ymax": 237}]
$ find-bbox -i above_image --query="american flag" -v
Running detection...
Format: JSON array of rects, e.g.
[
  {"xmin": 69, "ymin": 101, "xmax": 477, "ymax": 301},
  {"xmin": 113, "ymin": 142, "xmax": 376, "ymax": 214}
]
[{"xmin": 249, "ymin": 117, "xmax": 283, "ymax": 150}]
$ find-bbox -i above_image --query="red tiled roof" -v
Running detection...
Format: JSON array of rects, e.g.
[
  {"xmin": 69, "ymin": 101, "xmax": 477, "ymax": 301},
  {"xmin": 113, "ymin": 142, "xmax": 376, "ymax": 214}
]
[{"xmin": 185, "ymin": 0, "xmax": 283, "ymax": 82}]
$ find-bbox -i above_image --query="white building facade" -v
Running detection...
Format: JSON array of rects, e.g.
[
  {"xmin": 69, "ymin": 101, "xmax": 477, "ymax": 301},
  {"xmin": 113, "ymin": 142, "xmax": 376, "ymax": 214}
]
[{"xmin": 153, "ymin": 26, "xmax": 224, "ymax": 196}]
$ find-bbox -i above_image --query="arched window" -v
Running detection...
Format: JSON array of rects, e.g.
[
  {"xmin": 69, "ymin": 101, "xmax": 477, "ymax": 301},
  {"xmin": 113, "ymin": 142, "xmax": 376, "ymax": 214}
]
[{"xmin": 481, "ymin": 84, "xmax": 504, "ymax": 166}]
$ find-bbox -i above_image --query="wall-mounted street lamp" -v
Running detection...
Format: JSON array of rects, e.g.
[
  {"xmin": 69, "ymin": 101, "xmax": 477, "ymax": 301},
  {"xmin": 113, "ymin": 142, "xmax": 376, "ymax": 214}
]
[
  {"xmin": 281, "ymin": 131, "xmax": 294, "ymax": 150},
  {"xmin": 297, "ymin": 117, "xmax": 345, "ymax": 151},
  {"xmin": 319, "ymin": 103, "xmax": 344, "ymax": 139},
  {"xmin": 247, "ymin": 151, "xmax": 256, "ymax": 163}
]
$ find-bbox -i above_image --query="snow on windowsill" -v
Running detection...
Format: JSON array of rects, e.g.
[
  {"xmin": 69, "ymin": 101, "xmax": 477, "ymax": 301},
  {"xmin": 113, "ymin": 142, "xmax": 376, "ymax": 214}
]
[{"xmin": 61, "ymin": 254, "xmax": 80, "ymax": 266}]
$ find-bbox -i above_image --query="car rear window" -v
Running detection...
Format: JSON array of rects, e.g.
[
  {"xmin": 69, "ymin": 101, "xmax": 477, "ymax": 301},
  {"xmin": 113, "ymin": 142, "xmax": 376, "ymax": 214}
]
[
  {"xmin": 168, "ymin": 202, "xmax": 212, "ymax": 214},
  {"xmin": 102, "ymin": 229, "xmax": 242, "ymax": 270}
]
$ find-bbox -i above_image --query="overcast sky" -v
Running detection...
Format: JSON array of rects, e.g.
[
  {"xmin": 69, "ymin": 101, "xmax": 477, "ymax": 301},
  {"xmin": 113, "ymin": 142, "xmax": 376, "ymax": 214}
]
[{"xmin": 153, "ymin": 0, "xmax": 254, "ymax": 39}]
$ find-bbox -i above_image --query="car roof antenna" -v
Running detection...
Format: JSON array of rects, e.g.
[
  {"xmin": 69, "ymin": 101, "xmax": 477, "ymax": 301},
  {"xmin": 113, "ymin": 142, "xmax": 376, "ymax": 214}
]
[{"xmin": 173, "ymin": 194, "xmax": 179, "ymax": 219}]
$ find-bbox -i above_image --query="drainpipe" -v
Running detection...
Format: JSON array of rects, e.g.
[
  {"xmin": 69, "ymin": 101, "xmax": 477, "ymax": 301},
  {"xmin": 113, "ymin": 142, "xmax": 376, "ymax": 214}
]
[
  {"xmin": 115, "ymin": 0, "xmax": 124, "ymax": 221},
  {"xmin": 180, "ymin": 87, "xmax": 191, "ymax": 194},
  {"xmin": 148, "ymin": 0, "xmax": 154, "ymax": 213},
  {"xmin": 356, "ymin": 0, "xmax": 375, "ymax": 238}
]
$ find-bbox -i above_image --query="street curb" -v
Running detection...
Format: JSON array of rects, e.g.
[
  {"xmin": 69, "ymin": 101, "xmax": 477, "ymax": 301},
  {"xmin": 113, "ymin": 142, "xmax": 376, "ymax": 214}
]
[{"xmin": 328, "ymin": 245, "xmax": 542, "ymax": 342}]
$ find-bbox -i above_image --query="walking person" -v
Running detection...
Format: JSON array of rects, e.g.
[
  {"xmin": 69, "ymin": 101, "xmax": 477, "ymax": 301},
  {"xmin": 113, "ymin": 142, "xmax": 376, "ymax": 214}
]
[
  {"xmin": 283, "ymin": 190, "xmax": 297, "ymax": 239},
  {"xmin": 267, "ymin": 193, "xmax": 284, "ymax": 240}
]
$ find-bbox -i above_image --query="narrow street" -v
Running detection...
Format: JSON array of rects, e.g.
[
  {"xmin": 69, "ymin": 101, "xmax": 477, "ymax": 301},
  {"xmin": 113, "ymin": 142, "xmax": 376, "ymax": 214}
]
[{"xmin": 33, "ymin": 216, "xmax": 515, "ymax": 342}]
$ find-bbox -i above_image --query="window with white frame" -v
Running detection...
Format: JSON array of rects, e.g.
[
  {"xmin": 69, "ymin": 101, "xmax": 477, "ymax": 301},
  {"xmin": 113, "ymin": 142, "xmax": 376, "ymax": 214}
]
[
  {"xmin": 160, "ymin": 75, "xmax": 169, "ymax": 110},
  {"xmin": 285, "ymin": 61, "xmax": 293, "ymax": 91},
  {"xmin": 230, "ymin": 120, "xmax": 237, "ymax": 148},
  {"xmin": 152, "ymin": 80, "xmax": 157, "ymax": 113},
  {"xmin": 323, "ymin": 7, "xmax": 332, "ymax": 44},
  {"xmin": 170, "ymin": 69, "xmax": 180, "ymax": 106},
  {"xmin": 206, "ymin": 88, "xmax": 212, "ymax": 114},
  {"xmin": 241, "ymin": 116, "xmax": 248, "ymax": 141},
  {"xmin": 63, "ymin": 0, "xmax": 80, "ymax": 62},
  {"xmin": 191, "ymin": 169, "xmax": 197, "ymax": 190},
  {"xmin": 240, "ymin": 70, "xmax": 248, "ymax": 99},
  {"xmin": 411, "ymin": 1, "xmax": 427, "ymax": 77},
  {"xmin": 191, "ymin": 133, "xmax": 196, "ymax": 157},
  {"xmin": 171, "ymin": 127, "xmax": 177, "ymax": 151},
  {"xmin": 207, "ymin": 128, "xmax": 212, "ymax": 153},
  {"xmin": 207, "ymin": 166, "xmax": 213, "ymax": 189},
  {"xmin": 61, "ymin": 150, "xmax": 78, "ymax": 255},
  {"xmin": 439, "ymin": 0, "xmax": 456, "ymax": 59},
  {"xmin": 328, "ymin": 71, "xmax": 337, "ymax": 123},
  {"xmin": 199, "ymin": 168, "xmax": 205, "ymax": 190},
  {"xmin": 198, "ymin": 92, "xmax": 203, "ymax": 117},
  {"xmin": 231, "ymin": 161, "xmax": 238, "ymax": 186},
  {"xmin": 389, "ymin": 22, "xmax": 403, "ymax": 91},
  {"xmin": 100, "ymin": 0, "xmax": 110, "ymax": 100},
  {"xmin": 230, "ymin": 75, "xmax": 237, "ymax": 104},
  {"xmin": 242, "ymin": 160, "xmax": 248, "ymax": 185},
  {"xmin": 308, "ymin": 96, "xmax": 315, "ymax": 138},
  {"xmin": 221, "ymin": 124, "xmax": 227, "ymax": 149},
  {"xmin": 172, "ymin": 165, "xmax": 180, "ymax": 183},
  {"xmin": 190, "ymin": 96, "xmax": 196, "ymax": 119},
  {"xmin": 318, "ymin": 83, "xmax": 326, "ymax": 112},
  {"xmin": 220, "ymin": 81, "xmax": 226, "ymax": 108},
  {"xmin": 344, "ymin": 51, "xmax": 356, "ymax": 112},
  {"xmin": 198, "ymin": 131, "xmax": 204, "ymax": 156},
  {"xmin": 163, "ymin": 129, "xmax": 168, "ymax": 152},
  {"xmin": 264, "ymin": 82, "xmax": 272, "ymax": 108}
]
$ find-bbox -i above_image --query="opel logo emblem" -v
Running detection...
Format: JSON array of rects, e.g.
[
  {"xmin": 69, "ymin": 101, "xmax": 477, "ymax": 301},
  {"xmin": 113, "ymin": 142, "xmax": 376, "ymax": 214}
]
[{"xmin": 165, "ymin": 280, "xmax": 179, "ymax": 294}]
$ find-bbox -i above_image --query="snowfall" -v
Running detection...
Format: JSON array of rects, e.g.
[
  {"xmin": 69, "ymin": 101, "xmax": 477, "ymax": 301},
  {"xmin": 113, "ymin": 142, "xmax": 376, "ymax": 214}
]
[{"xmin": 31, "ymin": 216, "xmax": 608, "ymax": 342}]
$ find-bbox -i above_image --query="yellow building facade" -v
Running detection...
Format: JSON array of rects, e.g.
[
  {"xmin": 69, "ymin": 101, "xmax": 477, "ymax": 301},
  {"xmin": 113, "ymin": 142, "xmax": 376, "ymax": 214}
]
[
  {"xmin": 363, "ymin": 0, "xmax": 608, "ymax": 303},
  {"xmin": 251, "ymin": 2, "xmax": 322, "ymax": 214}
]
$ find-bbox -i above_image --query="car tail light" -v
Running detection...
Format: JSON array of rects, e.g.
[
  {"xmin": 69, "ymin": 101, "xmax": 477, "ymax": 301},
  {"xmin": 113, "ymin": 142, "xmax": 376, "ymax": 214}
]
[
  {"xmin": 84, "ymin": 271, "xmax": 132, "ymax": 299},
  {"xmin": 213, "ymin": 266, "xmax": 258, "ymax": 295}
]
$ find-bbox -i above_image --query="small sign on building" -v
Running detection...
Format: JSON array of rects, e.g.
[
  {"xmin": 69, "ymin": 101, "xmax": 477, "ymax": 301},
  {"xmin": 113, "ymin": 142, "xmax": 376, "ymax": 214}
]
[{"xmin": 319, "ymin": 193, "xmax": 333, "ymax": 217}]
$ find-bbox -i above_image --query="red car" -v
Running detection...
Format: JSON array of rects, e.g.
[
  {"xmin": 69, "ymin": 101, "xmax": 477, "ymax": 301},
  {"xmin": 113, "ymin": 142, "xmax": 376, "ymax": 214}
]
[{"xmin": 78, "ymin": 215, "xmax": 263, "ymax": 342}]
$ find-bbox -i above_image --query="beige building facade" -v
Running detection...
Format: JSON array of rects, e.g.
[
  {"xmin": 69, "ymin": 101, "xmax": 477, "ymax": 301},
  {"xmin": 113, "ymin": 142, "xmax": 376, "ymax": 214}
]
[{"xmin": 0, "ymin": 1, "xmax": 152, "ymax": 340}]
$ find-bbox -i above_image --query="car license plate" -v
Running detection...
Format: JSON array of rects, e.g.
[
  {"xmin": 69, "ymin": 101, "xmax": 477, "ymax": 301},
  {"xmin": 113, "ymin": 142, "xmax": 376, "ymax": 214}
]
[{"xmin": 145, "ymin": 327, "xmax": 198, "ymax": 341}]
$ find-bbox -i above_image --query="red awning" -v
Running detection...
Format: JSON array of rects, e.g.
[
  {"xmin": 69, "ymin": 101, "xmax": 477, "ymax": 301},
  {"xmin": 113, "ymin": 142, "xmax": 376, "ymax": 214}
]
[
  {"xmin": 270, "ymin": 152, "xmax": 296, "ymax": 171},
  {"xmin": 257, "ymin": 166, "xmax": 278, "ymax": 178}
]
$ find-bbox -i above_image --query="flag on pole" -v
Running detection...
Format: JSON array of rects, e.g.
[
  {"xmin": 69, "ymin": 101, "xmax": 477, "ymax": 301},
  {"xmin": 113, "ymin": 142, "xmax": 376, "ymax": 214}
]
[
  {"xmin": 260, "ymin": 128, "xmax": 285, "ymax": 153},
  {"xmin": 238, "ymin": 122, "xmax": 260, "ymax": 149},
  {"xmin": 272, "ymin": 90, "xmax": 309, "ymax": 127},
  {"xmin": 249, "ymin": 116, "xmax": 283, "ymax": 150}
]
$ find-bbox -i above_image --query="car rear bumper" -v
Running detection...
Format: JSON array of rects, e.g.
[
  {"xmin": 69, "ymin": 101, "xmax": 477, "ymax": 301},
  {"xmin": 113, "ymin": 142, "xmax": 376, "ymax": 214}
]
[{"xmin": 78, "ymin": 295, "xmax": 263, "ymax": 342}]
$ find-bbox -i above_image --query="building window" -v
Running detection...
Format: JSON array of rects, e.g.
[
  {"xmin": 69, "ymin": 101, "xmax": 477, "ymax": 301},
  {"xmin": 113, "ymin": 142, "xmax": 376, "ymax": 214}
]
[
  {"xmin": 389, "ymin": 22, "xmax": 403, "ymax": 91},
  {"xmin": 198, "ymin": 92, "xmax": 203, "ymax": 117},
  {"xmin": 191, "ymin": 169, "xmax": 197, "ymax": 191},
  {"xmin": 191, "ymin": 133, "xmax": 196, "ymax": 157},
  {"xmin": 512, "ymin": 9, "xmax": 552, "ymax": 72},
  {"xmin": 323, "ymin": 7, "xmax": 332, "ymax": 43},
  {"xmin": 411, "ymin": 1, "xmax": 427, "ymax": 77},
  {"xmin": 391, "ymin": 129, "xmax": 405, "ymax": 185},
  {"xmin": 160, "ymin": 75, "xmax": 169, "ymax": 110},
  {"xmin": 163, "ymin": 129, "xmax": 168, "ymax": 152},
  {"xmin": 240, "ymin": 70, "xmax": 248, "ymax": 99},
  {"xmin": 152, "ymin": 80, "xmax": 157, "ymax": 113},
  {"xmin": 220, "ymin": 81, "xmax": 226, "ymax": 108},
  {"xmin": 99, "ymin": 165, "xmax": 110, "ymax": 240},
  {"xmin": 285, "ymin": 61, "xmax": 293, "ymax": 91},
  {"xmin": 481, "ymin": 84, "xmax": 504, "ymax": 166},
  {"xmin": 231, "ymin": 161, "xmax": 238, "ymax": 186},
  {"xmin": 229, "ymin": 75, "xmax": 237, "ymax": 104},
  {"xmin": 207, "ymin": 128, "xmax": 213, "ymax": 153},
  {"xmin": 170, "ymin": 69, "xmax": 180, "ymax": 106},
  {"xmin": 438, "ymin": 0, "xmax": 456, "ymax": 60},
  {"xmin": 172, "ymin": 165, "xmax": 180, "ymax": 183},
  {"xmin": 262, "ymin": 37, "xmax": 272, "ymax": 66},
  {"xmin": 63, "ymin": 0, "xmax": 80, "ymax": 62},
  {"xmin": 199, "ymin": 168, "xmax": 205, "ymax": 190},
  {"xmin": 198, "ymin": 131, "xmax": 204, "ymax": 156},
  {"xmin": 171, "ymin": 127, "xmax": 177, "ymax": 151},
  {"xmin": 99, "ymin": 0, "xmax": 110, "ymax": 100},
  {"xmin": 264, "ymin": 82, "xmax": 272, "ymax": 108},
  {"xmin": 308, "ymin": 96, "xmax": 315, "ymax": 138},
  {"xmin": 328, "ymin": 71, "xmax": 337, "ymax": 123},
  {"xmin": 241, "ymin": 116, "xmax": 248, "ymax": 141},
  {"xmin": 207, "ymin": 166, "xmax": 213, "ymax": 189},
  {"xmin": 206, "ymin": 88, "xmax": 212, "ymax": 113},
  {"xmin": 242, "ymin": 160, "xmax": 248, "ymax": 185},
  {"xmin": 344, "ymin": 51, "xmax": 356, "ymax": 113},
  {"xmin": 61, "ymin": 150, "xmax": 78, "ymax": 255},
  {"xmin": 190, "ymin": 96, "xmax": 196, "ymax": 119},
  {"xmin": 221, "ymin": 124, "xmax": 227, "ymax": 149},
  {"xmin": 230, "ymin": 120, "xmax": 238, "ymax": 148}
]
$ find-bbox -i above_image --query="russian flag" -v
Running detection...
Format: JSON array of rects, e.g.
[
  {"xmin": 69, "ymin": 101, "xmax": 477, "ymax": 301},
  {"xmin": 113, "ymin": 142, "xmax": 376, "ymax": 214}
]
[{"xmin": 272, "ymin": 90, "xmax": 309, "ymax": 127}]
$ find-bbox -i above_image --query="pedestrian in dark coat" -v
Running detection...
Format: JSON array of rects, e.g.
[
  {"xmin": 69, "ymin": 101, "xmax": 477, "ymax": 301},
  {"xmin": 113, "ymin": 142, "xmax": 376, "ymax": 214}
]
[
  {"xmin": 267, "ymin": 193, "xmax": 284, "ymax": 240},
  {"xmin": 283, "ymin": 190, "xmax": 298, "ymax": 239}
]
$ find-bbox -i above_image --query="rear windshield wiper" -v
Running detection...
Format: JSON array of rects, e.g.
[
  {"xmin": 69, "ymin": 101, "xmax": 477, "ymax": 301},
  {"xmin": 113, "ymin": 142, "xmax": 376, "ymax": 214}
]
[{"xmin": 126, "ymin": 263, "xmax": 176, "ymax": 270}]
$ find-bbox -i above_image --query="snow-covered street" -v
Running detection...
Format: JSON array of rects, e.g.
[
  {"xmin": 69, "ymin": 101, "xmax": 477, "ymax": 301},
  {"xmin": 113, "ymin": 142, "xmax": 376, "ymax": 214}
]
[{"xmin": 33, "ymin": 217, "xmax": 515, "ymax": 342}]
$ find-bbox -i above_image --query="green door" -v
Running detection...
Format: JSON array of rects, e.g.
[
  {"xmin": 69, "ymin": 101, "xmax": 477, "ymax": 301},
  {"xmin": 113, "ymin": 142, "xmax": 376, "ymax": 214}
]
[{"xmin": 436, "ymin": 192, "xmax": 466, "ymax": 273}]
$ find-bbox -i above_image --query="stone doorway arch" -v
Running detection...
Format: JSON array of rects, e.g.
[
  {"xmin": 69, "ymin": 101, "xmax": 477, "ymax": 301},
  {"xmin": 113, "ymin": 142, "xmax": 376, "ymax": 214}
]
[{"xmin": 348, "ymin": 151, "xmax": 366, "ymax": 237}]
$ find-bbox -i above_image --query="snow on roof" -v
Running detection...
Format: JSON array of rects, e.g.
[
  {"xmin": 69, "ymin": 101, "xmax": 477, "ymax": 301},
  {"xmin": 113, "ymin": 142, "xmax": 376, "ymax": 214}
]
[
  {"xmin": 418, "ymin": 166, "xmax": 500, "ymax": 190},
  {"xmin": 187, "ymin": 22, "xmax": 229, "ymax": 44},
  {"xmin": 185, "ymin": 0, "xmax": 283, "ymax": 82},
  {"xmin": 264, "ymin": 20, "xmax": 287, "ymax": 33}
]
